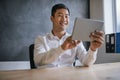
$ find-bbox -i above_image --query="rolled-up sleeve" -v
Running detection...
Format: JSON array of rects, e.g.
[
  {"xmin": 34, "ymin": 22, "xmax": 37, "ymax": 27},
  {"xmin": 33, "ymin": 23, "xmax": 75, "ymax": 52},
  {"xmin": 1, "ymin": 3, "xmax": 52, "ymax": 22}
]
[{"xmin": 76, "ymin": 42, "xmax": 97, "ymax": 66}]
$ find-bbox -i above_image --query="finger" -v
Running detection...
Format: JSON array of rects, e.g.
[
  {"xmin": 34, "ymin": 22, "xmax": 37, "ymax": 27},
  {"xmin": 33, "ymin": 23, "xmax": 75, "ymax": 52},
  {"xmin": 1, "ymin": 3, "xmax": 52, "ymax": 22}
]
[
  {"xmin": 91, "ymin": 32, "xmax": 104, "ymax": 40},
  {"xmin": 74, "ymin": 40, "xmax": 80, "ymax": 45},
  {"xmin": 93, "ymin": 41, "xmax": 103, "ymax": 46},
  {"xmin": 77, "ymin": 40, "xmax": 80, "ymax": 44},
  {"xmin": 90, "ymin": 34, "xmax": 104, "ymax": 45},
  {"xmin": 93, "ymin": 37, "xmax": 104, "ymax": 44},
  {"xmin": 95, "ymin": 30, "xmax": 104, "ymax": 36},
  {"xmin": 67, "ymin": 36, "xmax": 72, "ymax": 42},
  {"xmin": 92, "ymin": 41, "xmax": 101, "ymax": 47},
  {"xmin": 90, "ymin": 31, "xmax": 104, "ymax": 40},
  {"xmin": 89, "ymin": 32, "xmax": 94, "ymax": 38},
  {"xmin": 95, "ymin": 36, "xmax": 104, "ymax": 42},
  {"xmin": 72, "ymin": 40, "xmax": 80, "ymax": 47},
  {"xmin": 90, "ymin": 32, "xmax": 96, "ymax": 41},
  {"xmin": 72, "ymin": 40, "xmax": 77, "ymax": 46}
]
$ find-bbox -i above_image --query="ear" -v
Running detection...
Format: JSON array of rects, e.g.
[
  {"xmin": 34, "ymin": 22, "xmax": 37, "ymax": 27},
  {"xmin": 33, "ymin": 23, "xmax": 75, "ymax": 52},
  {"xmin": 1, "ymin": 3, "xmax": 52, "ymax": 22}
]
[{"xmin": 50, "ymin": 16, "xmax": 54, "ymax": 22}]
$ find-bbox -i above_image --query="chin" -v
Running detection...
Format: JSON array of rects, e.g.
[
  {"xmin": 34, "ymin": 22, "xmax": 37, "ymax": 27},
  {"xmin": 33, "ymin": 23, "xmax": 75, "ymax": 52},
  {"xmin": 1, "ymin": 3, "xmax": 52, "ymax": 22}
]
[{"xmin": 62, "ymin": 25, "xmax": 68, "ymax": 28}]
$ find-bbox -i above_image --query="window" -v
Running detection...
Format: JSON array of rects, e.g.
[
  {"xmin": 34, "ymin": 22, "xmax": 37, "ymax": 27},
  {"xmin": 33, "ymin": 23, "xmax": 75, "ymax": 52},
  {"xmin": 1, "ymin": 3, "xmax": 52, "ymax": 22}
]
[
  {"xmin": 116, "ymin": 0, "xmax": 120, "ymax": 32},
  {"xmin": 104, "ymin": 0, "xmax": 120, "ymax": 34}
]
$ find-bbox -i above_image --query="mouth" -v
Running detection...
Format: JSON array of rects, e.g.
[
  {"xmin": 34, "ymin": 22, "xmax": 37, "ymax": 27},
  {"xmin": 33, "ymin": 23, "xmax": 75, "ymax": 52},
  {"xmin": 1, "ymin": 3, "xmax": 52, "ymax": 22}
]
[{"xmin": 60, "ymin": 22, "xmax": 67, "ymax": 26}]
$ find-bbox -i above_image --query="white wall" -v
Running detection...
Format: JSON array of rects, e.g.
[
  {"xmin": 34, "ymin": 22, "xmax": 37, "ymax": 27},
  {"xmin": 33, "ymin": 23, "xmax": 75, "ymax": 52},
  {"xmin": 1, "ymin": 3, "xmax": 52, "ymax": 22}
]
[{"xmin": 90, "ymin": 0, "xmax": 120, "ymax": 64}]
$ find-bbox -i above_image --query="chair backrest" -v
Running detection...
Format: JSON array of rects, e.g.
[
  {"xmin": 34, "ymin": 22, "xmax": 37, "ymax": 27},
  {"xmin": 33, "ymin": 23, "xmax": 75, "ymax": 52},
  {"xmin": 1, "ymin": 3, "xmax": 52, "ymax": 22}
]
[
  {"xmin": 83, "ymin": 41, "xmax": 90, "ymax": 51},
  {"xmin": 29, "ymin": 44, "xmax": 36, "ymax": 69}
]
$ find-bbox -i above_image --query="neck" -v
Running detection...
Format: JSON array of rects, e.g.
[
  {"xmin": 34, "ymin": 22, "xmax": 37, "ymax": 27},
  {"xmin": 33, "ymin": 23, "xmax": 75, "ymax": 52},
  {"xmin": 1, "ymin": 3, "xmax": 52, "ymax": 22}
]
[{"xmin": 52, "ymin": 30, "xmax": 66, "ymax": 39}]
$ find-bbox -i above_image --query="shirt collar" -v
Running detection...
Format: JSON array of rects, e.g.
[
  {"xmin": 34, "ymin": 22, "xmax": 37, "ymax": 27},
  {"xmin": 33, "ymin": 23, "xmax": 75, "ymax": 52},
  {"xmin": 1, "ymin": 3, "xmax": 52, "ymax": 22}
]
[{"xmin": 48, "ymin": 31, "xmax": 69, "ymax": 40}]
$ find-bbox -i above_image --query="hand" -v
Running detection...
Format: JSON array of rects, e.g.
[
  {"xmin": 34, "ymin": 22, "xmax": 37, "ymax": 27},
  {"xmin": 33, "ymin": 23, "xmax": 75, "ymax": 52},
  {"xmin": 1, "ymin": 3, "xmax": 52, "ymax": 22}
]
[
  {"xmin": 89, "ymin": 30, "xmax": 104, "ymax": 51},
  {"xmin": 61, "ymin": 36, "xmax": 80, "ymax": 50}
]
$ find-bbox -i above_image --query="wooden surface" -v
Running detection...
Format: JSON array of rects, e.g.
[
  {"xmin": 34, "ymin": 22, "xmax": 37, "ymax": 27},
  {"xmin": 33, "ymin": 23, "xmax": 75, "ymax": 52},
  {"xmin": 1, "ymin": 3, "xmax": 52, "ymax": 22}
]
[{"xmin": 0, "ymin": 62, "xmax": 120, "ymax": 80}]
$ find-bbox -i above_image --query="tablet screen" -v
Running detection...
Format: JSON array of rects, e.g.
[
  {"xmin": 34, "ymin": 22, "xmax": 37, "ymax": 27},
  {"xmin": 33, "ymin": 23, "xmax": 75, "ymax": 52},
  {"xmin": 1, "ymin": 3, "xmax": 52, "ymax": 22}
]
[{"xmin": 72, "ymin": 18, "xmax": 104, "ymax": 41}]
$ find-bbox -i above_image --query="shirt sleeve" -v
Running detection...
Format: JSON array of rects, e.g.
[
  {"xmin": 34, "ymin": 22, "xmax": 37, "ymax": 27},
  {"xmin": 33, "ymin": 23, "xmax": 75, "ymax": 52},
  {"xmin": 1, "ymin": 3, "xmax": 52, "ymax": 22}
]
[
  {"xmin": 34, "ymin": 35, "xmax": 64, "ymax": 66},
  {"xmin": 76, "ymin": 42, "xmax": 97, "ymax": 66}
]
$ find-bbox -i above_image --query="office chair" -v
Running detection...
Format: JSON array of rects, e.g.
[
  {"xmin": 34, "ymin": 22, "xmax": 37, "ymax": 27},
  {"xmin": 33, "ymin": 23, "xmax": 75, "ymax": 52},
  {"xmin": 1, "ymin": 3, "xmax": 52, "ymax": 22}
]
[{"xmin": 29, "ymin": 44, "xmax": 36, "ymax": 69}]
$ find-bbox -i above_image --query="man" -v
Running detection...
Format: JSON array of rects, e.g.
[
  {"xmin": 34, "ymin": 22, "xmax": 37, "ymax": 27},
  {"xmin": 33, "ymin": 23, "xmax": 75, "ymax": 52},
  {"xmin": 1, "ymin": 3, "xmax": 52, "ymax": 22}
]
[{"xmin": 34, "ymin": 3, "xmax": 104, "ymax": 68}]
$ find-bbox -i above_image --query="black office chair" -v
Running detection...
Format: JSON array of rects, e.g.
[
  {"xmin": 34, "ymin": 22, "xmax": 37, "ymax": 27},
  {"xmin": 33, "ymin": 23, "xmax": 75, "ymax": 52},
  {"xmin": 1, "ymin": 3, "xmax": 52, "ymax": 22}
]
[{"xmin": 29, "ymin": 44, "xmax": 36, "ymax": 69}]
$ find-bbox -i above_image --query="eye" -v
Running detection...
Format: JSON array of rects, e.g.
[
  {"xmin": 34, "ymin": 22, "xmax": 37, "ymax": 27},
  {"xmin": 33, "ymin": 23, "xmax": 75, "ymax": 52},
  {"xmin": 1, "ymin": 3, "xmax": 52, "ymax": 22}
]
[
  {"xmin": 65, "ymin": 14, "xmax": 69, "ymax": 18},
  {"xmin": 58, "ymin": 14, "xmax": 63, "ymax": 17},
  {"xmin": 65, "ymin": 15, "xmax": 69, "ymax": 18}
]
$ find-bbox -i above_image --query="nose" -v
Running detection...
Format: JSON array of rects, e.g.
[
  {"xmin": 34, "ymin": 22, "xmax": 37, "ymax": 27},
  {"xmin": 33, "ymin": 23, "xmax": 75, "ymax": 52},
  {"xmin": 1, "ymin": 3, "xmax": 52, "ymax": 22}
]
[{"xmin": 62, "ymin": 16, "xmax": 66, "ymax": 21}]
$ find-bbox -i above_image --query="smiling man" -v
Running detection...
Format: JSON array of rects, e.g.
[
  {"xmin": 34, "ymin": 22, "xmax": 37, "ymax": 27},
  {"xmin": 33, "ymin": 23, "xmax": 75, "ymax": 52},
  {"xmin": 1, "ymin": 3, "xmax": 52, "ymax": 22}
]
[{"xmin": 34, "ymin": 3, "xmax": 104, "ymax": 68}]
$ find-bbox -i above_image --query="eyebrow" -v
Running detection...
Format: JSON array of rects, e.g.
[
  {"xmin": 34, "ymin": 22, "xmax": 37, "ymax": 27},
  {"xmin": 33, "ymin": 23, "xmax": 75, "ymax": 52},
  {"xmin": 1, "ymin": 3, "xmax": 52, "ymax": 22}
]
[{"xmin": 57, "ymin": 12, "xmax": 69, "ymax": 16}]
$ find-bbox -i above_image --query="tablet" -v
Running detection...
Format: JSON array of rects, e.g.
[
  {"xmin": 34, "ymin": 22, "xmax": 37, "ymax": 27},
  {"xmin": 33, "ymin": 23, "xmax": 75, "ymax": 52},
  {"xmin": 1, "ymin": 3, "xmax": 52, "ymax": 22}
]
[{"xmin": 72, "ymin": 17, "xmax": 104, "ymax": 41}]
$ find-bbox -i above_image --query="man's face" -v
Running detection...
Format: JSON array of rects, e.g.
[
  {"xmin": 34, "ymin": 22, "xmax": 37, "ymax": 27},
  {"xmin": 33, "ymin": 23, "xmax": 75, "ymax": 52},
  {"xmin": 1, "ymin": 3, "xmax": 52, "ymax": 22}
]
[{"xmin": 51, "ymin": 9, "xmax": 69, "ymax": 32}]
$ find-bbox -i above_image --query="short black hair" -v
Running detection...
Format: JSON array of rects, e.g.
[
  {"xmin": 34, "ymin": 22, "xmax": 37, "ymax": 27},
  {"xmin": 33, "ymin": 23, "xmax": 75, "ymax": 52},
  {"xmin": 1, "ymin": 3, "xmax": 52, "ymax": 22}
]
[{"xmin": 51, "ymin": 3, "xmax": 70, "ymax": 17}]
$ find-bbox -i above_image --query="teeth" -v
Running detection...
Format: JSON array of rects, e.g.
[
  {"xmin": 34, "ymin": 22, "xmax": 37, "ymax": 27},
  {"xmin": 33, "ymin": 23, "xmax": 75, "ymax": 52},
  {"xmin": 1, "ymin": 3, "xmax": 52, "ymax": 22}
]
[{"xmin": 60, "ymin": 22, "xmax": 66, "ymax": 25}]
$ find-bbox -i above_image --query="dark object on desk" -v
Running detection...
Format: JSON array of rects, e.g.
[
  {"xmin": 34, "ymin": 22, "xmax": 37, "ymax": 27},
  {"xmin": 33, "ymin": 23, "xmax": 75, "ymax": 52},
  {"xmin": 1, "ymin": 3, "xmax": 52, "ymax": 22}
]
[
  {"xmin": 105, "ymin": 33, "xmax": 120, "ymax": 53},
  {"xmin": 29, "ymin": 44, "xmax": 36, "ymax": 69},
  {"xmin": 105, "ymin": 33, "xmax": 115, "ymax": 53}
]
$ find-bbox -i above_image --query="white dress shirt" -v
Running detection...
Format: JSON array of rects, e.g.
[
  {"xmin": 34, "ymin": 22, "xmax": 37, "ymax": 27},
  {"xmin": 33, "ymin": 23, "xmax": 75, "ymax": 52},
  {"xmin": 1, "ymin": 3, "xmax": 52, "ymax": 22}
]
[{"xmin": 34, "ymin": 32, "xmax": 97, "ymax": 68}]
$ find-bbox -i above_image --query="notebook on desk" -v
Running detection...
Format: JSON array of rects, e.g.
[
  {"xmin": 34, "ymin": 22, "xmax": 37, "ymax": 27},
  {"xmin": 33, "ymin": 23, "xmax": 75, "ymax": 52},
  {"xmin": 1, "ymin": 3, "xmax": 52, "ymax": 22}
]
[{"xmin": 72, "ymin": 17, "xmax": 104, "ymax": 41}]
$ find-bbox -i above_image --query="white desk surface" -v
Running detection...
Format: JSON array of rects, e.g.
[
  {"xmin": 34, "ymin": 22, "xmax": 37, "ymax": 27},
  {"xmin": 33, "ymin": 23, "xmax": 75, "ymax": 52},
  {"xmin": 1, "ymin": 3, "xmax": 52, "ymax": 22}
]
[{"xmin": 0, "ymin": 62, "xmax": 120, "ymax": 80}]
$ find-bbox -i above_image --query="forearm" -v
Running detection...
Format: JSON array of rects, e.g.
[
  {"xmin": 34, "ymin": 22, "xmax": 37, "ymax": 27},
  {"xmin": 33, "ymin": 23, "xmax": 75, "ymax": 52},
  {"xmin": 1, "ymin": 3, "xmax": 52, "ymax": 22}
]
[
  {"xmin": 79, "ymin": 48, "xmax": 97, "ymax": 66},
  {"xmin": 34, "ymin": 46, "xmax": 64, "ymax": 66}
]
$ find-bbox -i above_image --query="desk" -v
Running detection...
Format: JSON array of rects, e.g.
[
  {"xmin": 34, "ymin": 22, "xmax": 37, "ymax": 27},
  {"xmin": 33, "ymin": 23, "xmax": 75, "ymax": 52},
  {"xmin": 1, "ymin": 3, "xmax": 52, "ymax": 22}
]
[{"xmin": 0, "ymin": 62, "xmax": 120, "ymax": 80}]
